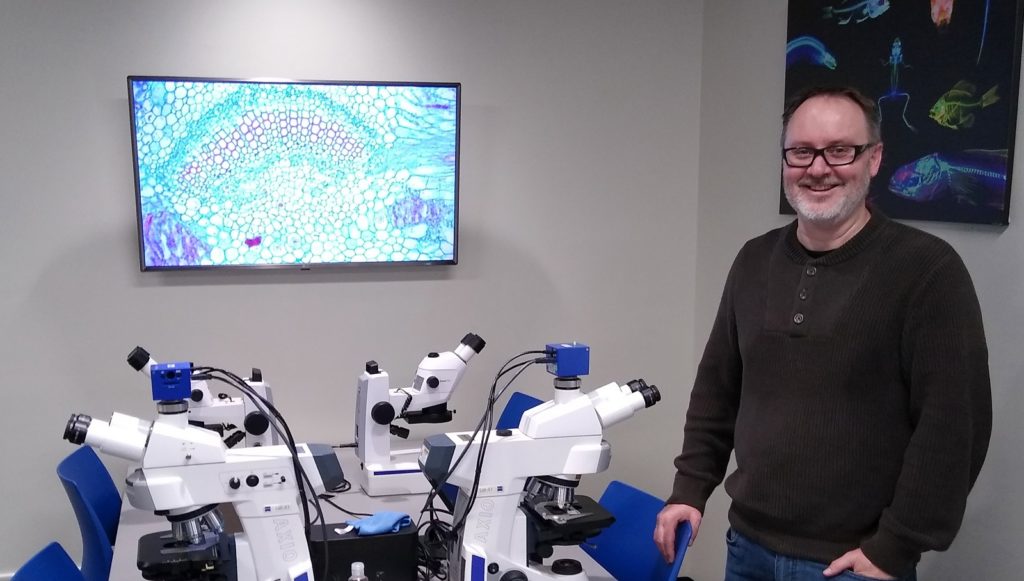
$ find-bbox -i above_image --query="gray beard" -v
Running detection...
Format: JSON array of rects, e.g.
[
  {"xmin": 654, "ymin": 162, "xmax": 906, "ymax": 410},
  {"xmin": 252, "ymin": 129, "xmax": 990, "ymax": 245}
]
[{"xmin": 784, "ymin": 183, "xmax": 869, "ymax": 225}]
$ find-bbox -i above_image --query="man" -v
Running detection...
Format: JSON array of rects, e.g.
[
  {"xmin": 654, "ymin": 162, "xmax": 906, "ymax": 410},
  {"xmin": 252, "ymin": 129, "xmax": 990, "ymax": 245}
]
[{"xmin": 654, "ymin": 86, "xmax": 991, "ymax": 580}]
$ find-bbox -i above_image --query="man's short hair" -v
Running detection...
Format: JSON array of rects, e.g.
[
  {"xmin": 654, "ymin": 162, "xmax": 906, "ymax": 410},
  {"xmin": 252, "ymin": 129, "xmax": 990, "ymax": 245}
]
[{"xmin": 781, "ymin": 86, "xmax": 882, "ymax": 145}]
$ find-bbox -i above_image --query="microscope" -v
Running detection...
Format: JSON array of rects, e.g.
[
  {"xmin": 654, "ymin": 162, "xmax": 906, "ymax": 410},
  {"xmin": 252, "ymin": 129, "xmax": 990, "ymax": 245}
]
[
  {"xmin": 355, "ymin": 333, "xmax": 485, "ymax": 496},
  {"xmin": 128, "ymin": 346, "xmax": 279, "ymax": 448},
  {"xmin": 64, "ymin": 360, "xmax": 342, "ymax": 581},
  {"xmin": 418, "ymin": 342, "xmax": 661, "ymax": 581}
]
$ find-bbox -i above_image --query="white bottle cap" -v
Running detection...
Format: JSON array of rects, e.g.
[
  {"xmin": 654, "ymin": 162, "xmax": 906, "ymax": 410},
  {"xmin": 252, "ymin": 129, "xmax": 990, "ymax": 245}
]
[{"xmin": 351, "ymin": 561, "xmax": 366, "ymax": 577}]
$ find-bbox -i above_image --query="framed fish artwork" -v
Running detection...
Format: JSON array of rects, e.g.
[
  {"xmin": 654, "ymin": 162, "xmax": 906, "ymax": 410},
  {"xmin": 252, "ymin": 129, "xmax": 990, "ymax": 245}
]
[{"xmin": 782, "ymin": 0, "xmax": 1024, "ymax": 225}]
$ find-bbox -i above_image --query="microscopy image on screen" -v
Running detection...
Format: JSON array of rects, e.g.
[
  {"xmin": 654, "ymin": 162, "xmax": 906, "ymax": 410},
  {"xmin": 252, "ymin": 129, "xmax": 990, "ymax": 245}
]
[{"xmin": 128, "ymin": 77, "xmax": 459, "ymax": 270}]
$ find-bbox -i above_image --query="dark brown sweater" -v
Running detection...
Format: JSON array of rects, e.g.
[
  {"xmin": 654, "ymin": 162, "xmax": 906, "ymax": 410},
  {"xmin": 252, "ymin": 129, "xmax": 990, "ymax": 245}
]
[{"xmin": 669, "ymin": 211, "xmax": 991, "ymax": 576}]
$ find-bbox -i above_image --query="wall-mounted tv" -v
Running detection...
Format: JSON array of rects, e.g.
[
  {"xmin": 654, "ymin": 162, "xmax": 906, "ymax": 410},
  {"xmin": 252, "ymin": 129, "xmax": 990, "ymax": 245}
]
[{"xmin": 128, "ymin": 76, "xmax": 460, "ymax": 270}]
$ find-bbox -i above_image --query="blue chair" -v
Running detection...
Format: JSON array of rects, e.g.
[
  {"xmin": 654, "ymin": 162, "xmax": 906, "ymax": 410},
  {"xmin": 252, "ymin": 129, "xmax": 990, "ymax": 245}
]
[
  {"xmin": 496, "ymin": 391, "xmax": 543, "ymax": 430},
  {"xmin": 582, "ymin": 480, "xmax": 692, "ymax": 581},
  {"xmin": 56, "ymin": 447, "xmax": 121, "ymax": 581},
  {"xmin": 12, "ymin": 541, "xmax": 85, "ymax": 581}
]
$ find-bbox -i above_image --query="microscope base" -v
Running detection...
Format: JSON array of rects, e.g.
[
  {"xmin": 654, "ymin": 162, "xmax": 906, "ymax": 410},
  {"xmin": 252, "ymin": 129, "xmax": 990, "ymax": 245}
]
[
  {"xmin": 137, "ymin": 530, "xmax": 238, "ymax": 581},
  {"xmin": 361, "ymin": 458, "xmax": 431, "ymax": 496}
]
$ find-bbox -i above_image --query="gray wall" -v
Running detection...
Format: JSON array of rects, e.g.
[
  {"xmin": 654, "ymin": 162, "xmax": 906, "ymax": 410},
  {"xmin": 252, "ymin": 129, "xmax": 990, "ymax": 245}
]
[
  {"xmin": 0, "ymin": 0, "xmax": 702, "ymax": 575},
  {"xmin": 693, "ymin": 1, "xmax": 1024, "ymax": 580}
]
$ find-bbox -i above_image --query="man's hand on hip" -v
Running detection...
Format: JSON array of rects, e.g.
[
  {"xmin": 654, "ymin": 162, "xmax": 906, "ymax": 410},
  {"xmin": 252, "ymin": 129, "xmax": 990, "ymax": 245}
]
[{"xmin": 824, "ymin": 548, "xmax": 896, "ymax": 579}]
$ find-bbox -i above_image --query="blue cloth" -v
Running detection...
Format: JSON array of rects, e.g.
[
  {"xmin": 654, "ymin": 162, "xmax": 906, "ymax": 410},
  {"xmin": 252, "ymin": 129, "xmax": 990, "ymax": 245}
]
[
  {"xmin": 725, "ymin": 528, "xmax": 917, "ymax": 581},
  {"xmin": 344, "ymin": 511, "xmax": 411, "ymax": 536}
]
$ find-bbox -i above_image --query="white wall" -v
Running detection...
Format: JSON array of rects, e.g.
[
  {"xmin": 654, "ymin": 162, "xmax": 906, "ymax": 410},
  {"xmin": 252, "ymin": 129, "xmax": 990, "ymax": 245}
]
[
  {"xmin": 0, "ymin": 0, "xmax": 703, "ymax": 574},
  {"xmin": 694, "ymin": 1, "xmax": 1024, "ymax": 580}
]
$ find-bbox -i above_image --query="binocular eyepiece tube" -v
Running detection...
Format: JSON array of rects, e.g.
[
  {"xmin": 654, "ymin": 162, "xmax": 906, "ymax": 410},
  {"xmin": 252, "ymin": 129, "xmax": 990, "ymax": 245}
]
[
  {"xmin": 627, "ymin": 379, "xmax": 662, "ymax": 408},
  {"xmin": 62, "ymin": 412, "xmax": 151, "ymax": 462}
]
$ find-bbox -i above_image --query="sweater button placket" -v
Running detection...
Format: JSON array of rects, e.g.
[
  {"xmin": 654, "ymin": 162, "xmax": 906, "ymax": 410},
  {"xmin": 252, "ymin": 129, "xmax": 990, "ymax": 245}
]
[{"xmin": 795, "ymin": 264, "xmax": 817, "ymax": 326}]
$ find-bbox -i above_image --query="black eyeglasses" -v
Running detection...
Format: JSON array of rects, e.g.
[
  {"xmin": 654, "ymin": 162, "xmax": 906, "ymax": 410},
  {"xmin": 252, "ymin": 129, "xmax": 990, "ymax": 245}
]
[{"xmin": 782, "ymin": 143, "xmax": 876, "ymax": 167}]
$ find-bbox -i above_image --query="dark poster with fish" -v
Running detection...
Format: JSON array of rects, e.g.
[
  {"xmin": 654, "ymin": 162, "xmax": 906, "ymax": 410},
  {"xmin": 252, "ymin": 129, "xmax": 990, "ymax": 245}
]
[{"xmin": 783, "ymin": 0, "xmax": 1024, "ymax": 225}]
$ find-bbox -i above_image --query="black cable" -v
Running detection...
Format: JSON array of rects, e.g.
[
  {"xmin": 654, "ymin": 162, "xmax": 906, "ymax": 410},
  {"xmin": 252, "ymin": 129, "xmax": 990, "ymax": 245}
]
[
  {"xmin": 193, "ymin": 368, "xmax": 312, "ymax": 528},
  {"xmin": 415, "ymin": 349, "xmax": 547, "ymax": 577},
  {"xmin": 450, "ymin": 358, "xmax": 538, "ymax": 536},
  {"xmin": 317, "ymin": 495, "xmax": 373, "ymax": 519},
  {"xmin": 190, "ymin": 366, "xmax": 329, "ymax": 581},
  {"xmin": 417, "ymin": 354, "xmax": 539, "ymax": 523},
  {"xmin": 410, "ymin": 349, "xmax": 548, "ymax": 579},
  {"xmin": 326, "ymin": 479, "xmax": 352, "ymax": 494},
  {"xmin": 416, "ymin": 516, "xmax": 452, "ymax": 580}
]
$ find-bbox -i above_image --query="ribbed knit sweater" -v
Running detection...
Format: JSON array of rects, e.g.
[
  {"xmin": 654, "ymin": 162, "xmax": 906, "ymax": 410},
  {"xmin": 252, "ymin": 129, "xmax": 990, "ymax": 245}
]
[{"xmin": 669, "ymin": 211, "xmax": 991, "ymax": 576}]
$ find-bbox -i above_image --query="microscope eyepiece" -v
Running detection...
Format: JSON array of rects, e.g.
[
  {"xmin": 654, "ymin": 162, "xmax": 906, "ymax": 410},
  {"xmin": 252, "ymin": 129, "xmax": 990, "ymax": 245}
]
[
  {"xmin": 461, "ymin": 333, "xmax": 486, "ymax": 354},
  {"xmin": 63, "ymin": 413, "xmax": 93, "ymax": 445},
  {"xmin": 127, "ymin": 346, "xmax": 150, "ymax": 371},
  {"xmin": 627, "ymin": 379, "xmax": 662, "ymax": 408}
]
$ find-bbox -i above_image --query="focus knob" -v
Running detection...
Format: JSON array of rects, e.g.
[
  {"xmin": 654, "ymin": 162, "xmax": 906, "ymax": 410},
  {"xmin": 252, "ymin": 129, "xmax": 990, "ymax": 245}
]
[
  {"xmin": 244, "ymin": 411, "xmax": 270, "ymax": 435},
  {"xmin": 371, "ymin": 402, "xmax": 396, "ymax": 425},
  {"xmin": 500, "ymin": 571, "xmax": 527, "ymax": 581},
  {"xmin": 229, "ymin": 477, "xmax": 241, "ymax": 490}
]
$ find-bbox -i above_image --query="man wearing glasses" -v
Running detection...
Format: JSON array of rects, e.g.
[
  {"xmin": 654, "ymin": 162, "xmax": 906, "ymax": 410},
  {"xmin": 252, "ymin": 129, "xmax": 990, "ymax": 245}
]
[{"xmin": 655, "ymin": 86, "xmax": 991, "ymax": 580}]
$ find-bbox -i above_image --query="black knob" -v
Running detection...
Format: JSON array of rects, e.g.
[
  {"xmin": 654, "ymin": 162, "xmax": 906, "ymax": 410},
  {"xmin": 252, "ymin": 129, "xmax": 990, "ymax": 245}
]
[
  {"xmin": 229, "ymin": 477, "xmax": 241, "ymax": 490},
  {"xmin": 487, "ymin": 563, "xmax": 499, "ymax": 574},
  {"xmin": 244, "ymin": 411, "xmax": 270, "ymax": 435},
  {"xmin": 365, "ymin": 360, "xmax": 380, "ymax": 374},
  {"xmin": 249, "ymin": 368, "xmax": 262, "ymax": 382},
  {"xmin": 496, "ymin": 429, "xmax": 513, "ymax": 437},
  {"xmin": 190, "ymin": 389, "xmax": 204, "ymax": 402},
  {"xmin": 428, "ymin": 352, "xmax": 439, "ymax": 358},
  {"xmin": 371, "ymin": 402, "xmax": 396, "ymax": 425},
  {"xmin": 246, "ymin": 475, "xmax": 259, "ymax": 487},
  {"xmin": 551, "ymin": 559, "xmax": 582, "ymax": 575},
  {"xmin": 427, "ymin": 376, "xmax": 440, "ymax": 388},
  {"xmin": 500, "ymin": 571, "xmax": 527, "ymax": 581}
]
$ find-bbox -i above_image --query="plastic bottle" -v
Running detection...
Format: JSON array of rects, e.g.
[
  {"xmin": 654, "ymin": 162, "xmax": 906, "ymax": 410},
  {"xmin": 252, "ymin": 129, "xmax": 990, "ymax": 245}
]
[{"xmin": 348, "ymin": 561, "xmax": 369, "ymax": 581}]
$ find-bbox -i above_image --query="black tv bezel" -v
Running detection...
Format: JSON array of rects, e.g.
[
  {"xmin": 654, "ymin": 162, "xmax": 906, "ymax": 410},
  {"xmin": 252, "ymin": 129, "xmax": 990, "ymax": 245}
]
[{"xmin": 127, "ymin": 75, "xmax": 461, "ymax": 272}]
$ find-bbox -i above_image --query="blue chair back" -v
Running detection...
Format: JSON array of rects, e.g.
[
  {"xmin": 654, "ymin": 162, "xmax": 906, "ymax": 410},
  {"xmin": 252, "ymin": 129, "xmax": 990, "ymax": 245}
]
[
  {"xmin": 496, "ymin": 391, "xmax": 543, "ymax": 430},
  {"xmin": 56, "ymin": 447, "xmax": 121, "ymax": 581},
  {"xmin": 581, "ymin": 480, "xmax": 691, "ymax": 581},
  {"xmin": 12, "ymin": 542, "xmax": 85, "ymax": 581}
]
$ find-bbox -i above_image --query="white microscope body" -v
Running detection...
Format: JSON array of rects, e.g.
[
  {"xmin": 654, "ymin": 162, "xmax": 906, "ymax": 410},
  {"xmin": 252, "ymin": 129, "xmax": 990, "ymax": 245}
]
[
  {"xmin": 128, "ymin": 346, "xmax": 279, "ymax": 448},
  {"xmin": 187, "ymin": 375, "xmax": 278, "ymax": 447},
  {"xmin": 419, "ymin": 358, "xmax": 661, "ymax": 581},
  {"xmin": 65, "ymin": 361, "xmax": 334, "ymax": 581},
  {"xmin": 355, "ymin": 333, "xmax": 485, "ymax": 496}
]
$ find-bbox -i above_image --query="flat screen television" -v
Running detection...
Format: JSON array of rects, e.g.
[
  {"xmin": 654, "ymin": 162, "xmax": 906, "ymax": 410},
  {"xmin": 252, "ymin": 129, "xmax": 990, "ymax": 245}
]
[{"xmin": 127, "ymin": 76, "xmax": 460, "ymax": 270}]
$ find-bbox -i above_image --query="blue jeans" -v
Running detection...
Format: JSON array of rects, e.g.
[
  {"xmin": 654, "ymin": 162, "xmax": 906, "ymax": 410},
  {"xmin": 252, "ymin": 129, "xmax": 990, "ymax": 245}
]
[{"xmin": 724, "ymin": 528, "xmax": 917, "ymax": 581}]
